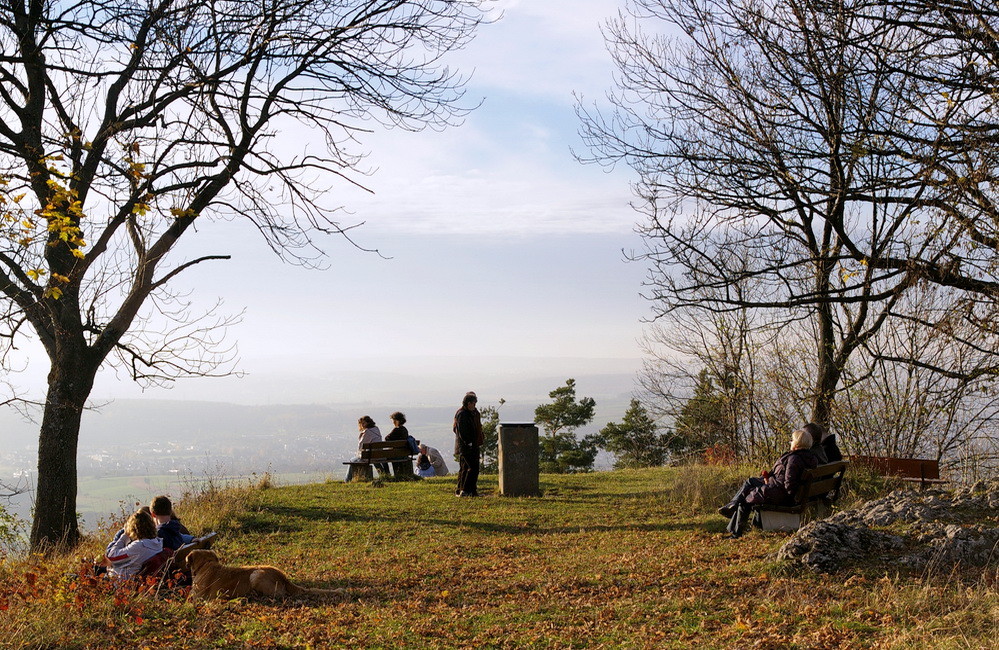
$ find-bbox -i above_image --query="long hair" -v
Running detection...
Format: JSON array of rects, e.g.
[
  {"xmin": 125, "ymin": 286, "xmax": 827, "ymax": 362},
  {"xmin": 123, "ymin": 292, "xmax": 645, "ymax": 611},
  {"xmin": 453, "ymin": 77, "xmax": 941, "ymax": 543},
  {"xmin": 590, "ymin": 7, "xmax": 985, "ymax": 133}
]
[
  {"xmin": 359, "ymin": 415, "xmax": 376, "ymax": 429},
  {"xmin": 125, "ymin": 510, "xmax": 157, "ymax": 540}
]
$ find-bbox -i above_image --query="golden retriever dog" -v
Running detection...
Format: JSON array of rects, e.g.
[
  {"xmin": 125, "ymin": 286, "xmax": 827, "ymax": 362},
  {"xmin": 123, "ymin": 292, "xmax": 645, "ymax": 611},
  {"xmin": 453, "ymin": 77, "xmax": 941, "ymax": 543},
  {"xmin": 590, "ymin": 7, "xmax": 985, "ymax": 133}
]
[{"xmin": 185, "ymin": 549, "xmax": 347, "ymax": 601}]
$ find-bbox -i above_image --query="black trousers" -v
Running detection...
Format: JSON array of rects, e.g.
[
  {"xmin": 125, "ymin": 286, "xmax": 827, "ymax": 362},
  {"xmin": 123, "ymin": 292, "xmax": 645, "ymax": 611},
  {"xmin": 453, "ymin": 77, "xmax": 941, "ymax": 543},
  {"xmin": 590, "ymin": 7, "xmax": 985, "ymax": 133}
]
[
  {"xmin": 456, "ymin": 443, "xmax": 480, "ymax": 495},
  {"xmin": 725, "ymin": 476, "xmax": 765, "ymax": 537}
]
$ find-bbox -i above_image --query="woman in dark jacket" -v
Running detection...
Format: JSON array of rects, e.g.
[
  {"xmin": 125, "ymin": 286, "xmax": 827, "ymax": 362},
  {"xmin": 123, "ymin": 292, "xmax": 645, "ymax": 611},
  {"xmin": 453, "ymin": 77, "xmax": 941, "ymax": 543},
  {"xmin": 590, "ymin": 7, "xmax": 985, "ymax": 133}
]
[
  {"xmin": 454, "ymin": 392, "xmax": 482, "ymax": 497},
  {"xmin": 718, "ymin": 428, "xmax": 818, "ymax": 538},
  {"xmin": 385, "ymin": 411, "xmax": 410, "ymax": 477}
]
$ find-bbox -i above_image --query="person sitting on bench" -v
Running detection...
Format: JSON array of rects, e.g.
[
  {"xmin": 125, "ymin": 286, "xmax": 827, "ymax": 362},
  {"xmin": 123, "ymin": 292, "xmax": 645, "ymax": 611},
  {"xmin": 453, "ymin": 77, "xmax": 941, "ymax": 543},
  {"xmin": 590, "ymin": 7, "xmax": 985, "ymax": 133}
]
[
  {"xmin": 345, "ymin": 415, "xmax": 385, "ymax": 481},
  {"xmin": 804, "ymin": 422, "xmax": 842, "ymax": 464},
  {"xmin": 384, "ymin": 411, "xmax": 413, "ymax": 477},
  {"xmin": 717, "ymin": 428, "xmax": 818, "ymax": 538}
]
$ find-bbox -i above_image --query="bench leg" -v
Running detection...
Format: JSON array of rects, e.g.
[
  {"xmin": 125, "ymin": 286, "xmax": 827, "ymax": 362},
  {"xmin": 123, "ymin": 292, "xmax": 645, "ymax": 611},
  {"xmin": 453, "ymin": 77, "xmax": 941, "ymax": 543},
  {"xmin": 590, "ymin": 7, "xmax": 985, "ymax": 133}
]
[
  {"xmin": 758, "ymin": 510, "xmax": 802, "ymax": 531},
  {"xmin": 347, "ymin": 464, "xmax": 374, "ymax": 482},
  {"xmin": 392, "ymin": 460, "xmax": 415, "ymax": 480}
]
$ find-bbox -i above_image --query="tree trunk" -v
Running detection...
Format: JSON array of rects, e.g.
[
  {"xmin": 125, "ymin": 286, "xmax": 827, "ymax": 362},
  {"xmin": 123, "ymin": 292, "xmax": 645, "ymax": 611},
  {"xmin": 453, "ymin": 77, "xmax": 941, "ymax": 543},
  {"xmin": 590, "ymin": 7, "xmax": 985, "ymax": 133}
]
[
  {"xmin": 29, "ymin": 353, "xmax": 95, "ymax": 551},
  {"xmin": 811, "ymin": 298, "xmax": 840, "ymax": 430}
]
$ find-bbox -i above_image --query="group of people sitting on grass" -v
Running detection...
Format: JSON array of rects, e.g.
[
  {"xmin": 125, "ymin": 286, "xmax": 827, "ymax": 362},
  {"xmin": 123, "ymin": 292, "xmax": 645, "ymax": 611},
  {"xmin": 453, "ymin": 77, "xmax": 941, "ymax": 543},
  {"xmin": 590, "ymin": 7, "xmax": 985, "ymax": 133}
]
[
  {"xmin": 344, "ymin": 411, "xmax": 451, "ymax": 481},
  {"xmin": 718, "ymin": 422, "xmax": 842, "ymax": 539},
  {"xmin": 95, "ymin": 495, "xmax": 214, "ymax": 580}
]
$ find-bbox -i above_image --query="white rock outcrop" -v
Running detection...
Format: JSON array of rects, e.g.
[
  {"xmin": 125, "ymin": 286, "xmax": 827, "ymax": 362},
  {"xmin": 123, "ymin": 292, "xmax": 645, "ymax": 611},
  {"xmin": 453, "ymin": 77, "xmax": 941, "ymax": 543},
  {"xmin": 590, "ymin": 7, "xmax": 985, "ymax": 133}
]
[{"xmin": 776, "ymin": 478, "xmax": 999, "ymax": 573}]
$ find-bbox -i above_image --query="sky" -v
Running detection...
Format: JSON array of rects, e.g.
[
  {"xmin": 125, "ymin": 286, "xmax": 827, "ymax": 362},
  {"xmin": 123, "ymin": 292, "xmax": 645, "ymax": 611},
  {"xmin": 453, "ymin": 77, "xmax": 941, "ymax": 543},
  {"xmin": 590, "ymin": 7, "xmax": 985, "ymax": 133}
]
[{"xmin": 11, "ymin": 0, "xmax": 652, "ymax": 407}]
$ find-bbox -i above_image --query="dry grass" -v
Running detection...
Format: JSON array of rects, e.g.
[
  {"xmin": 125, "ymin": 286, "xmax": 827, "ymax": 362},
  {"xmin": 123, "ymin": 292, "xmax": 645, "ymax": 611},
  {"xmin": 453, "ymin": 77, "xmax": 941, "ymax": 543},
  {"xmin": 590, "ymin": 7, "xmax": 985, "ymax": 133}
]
[{"xmin": 1, "ymin": 467, "xmax": 996, "ymax": 649}]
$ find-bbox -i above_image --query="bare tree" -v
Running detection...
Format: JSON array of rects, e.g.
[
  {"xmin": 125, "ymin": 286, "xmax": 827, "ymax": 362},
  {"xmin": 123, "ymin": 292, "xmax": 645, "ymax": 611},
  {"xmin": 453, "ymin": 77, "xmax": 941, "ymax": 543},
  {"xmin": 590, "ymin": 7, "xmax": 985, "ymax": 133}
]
[
  {"xmin": 0, "ymin": 0, "xmax": 485, "ymax": 551},
  {"xmin": 578, "ymin": 0, "xmax": 999, "ymax": 431},
  {"xmin": 834, "ymin": 285, "xmax": 999, "ymax": 469},
  {"xmin": 638, "ymin": 253, "xmax": 774, "ymax": 460}
]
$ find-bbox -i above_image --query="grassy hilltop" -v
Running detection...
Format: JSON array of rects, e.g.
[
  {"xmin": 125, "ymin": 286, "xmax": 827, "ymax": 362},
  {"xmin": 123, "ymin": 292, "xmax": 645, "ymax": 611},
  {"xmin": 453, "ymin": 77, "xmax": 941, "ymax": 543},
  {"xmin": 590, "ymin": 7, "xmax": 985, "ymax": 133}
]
[{"xmin": 1, "ymin": 467, "xmax": 997, "ymax": 648}]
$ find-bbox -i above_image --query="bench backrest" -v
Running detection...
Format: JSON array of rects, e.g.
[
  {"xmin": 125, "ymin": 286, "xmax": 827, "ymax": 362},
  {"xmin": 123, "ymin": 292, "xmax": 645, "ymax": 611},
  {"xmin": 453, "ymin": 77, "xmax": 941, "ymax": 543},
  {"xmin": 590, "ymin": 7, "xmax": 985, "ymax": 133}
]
[
  {"xmin": 792, "ymin": 461, "xmax": 848, "ymax": 504},
  {"xmin": 850, "ymin": 455, "xmax": 939, "ymax": 480},
  {"xmin": 361, "ymin": 439, "xmax": 416, "ymax": 463}
]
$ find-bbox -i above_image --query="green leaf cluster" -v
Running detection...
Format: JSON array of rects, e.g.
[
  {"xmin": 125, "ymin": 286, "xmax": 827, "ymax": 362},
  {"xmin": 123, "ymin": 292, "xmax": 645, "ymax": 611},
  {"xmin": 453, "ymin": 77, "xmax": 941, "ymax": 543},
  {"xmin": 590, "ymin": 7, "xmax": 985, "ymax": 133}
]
[{"xmin": 598, "ymin": 398, "xmax": 675, "ymax": 469}]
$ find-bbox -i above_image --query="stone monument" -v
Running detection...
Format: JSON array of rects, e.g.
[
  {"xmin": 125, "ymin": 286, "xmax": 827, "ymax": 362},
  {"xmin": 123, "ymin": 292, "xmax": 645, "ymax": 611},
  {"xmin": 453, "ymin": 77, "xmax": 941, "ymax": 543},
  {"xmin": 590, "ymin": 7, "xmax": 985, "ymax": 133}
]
[{"xmin": 498, "ymin": 422, "xmax": 540, "ymax": 497}]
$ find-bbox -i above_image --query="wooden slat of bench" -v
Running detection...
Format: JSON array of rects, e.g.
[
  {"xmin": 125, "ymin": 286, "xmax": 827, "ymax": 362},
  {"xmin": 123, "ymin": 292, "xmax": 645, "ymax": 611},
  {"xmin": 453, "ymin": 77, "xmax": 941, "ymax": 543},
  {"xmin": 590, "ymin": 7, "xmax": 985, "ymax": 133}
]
[
  {"xmin": 850, "ymin": 455, "xmax": 940, "ymax": 479},
  {"xmin": 341, "ymin": 439, "xmax": 416, "ymax": 466},
  {"xmin": 808, "ymin": 474, "xmax": 843, "ymax": 496},
  {"xmin": 899, "ymin": 477, "xmax": 949, "ymax": 485},
  {"xmin": 364, "ymin": 449, "xmax": 413, "ymax": 462}
]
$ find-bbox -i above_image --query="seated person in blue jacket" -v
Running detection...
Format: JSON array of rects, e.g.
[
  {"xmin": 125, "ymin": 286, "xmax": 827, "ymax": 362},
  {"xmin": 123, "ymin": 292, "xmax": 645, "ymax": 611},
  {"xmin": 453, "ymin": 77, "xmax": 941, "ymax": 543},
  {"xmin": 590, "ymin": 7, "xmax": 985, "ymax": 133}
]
[
  {"xmin": 95, "ymin": 509, "xmax": 163, "ymax": 579},
  {"xmin": 420, "ymin": 443, "xmax": 450, "ymax": 477},
  {"xmin": 149, "ymin": 495, "xmax": 189, "ymax": 549},
  {"xmin": 717, "ymin": 427, "xmax": 818, "ymax": 538},
  {"xmin": 416, "ymin": 448, "xmax": 435, "ymax": 477}
]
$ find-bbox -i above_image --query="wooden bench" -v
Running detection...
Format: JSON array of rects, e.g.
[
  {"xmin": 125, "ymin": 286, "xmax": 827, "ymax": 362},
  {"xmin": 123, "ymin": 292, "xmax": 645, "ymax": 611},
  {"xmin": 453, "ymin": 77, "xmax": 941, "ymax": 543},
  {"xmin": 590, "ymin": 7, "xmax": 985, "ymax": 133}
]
[
  {"xmin": 849, "ymin": 455, "xmax": 948, "ymax": 489},
  {"xmin": 752, "ymin": 461, "xmax": 848, "ymax": 532},
  {"xmin": 343, "ymin": 439, "xmax": 418, "ymax": 481}
]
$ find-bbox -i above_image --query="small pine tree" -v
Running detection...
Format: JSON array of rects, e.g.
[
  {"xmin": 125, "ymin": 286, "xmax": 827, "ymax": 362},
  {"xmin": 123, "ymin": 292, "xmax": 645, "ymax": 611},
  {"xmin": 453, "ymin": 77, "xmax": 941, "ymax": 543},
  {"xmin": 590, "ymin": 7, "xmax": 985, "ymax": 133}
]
[
  {"xmin": 480, "ymin": 399, "xmax": 505, "ymax": 472},
  {"xmin": 598, "ymin": 399, "xmax": 675, "ymax": 469},
  {"xmin": 535, "ymin": 379, "xmax": 599, "ymax": 473},
  {"xmin": 672, "ymin": 368, "xmax": 733, "ymax": 457}
]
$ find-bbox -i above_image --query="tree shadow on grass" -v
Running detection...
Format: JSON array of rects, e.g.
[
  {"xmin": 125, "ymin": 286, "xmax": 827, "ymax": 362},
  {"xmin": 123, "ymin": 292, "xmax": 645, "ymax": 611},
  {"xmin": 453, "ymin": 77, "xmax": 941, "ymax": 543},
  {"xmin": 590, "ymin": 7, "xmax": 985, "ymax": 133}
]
[{"xmin": 248, "ymin": 503, "xmax": 706, "ymax": 537}]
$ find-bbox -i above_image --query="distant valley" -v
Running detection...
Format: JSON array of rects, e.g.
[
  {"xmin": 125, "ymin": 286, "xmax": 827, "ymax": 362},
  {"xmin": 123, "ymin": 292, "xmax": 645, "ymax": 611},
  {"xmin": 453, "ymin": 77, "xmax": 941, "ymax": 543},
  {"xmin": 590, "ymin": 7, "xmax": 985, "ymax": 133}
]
[{"xmin": 1, "ymin": 369, "xmax": 638, "ymax": 526}]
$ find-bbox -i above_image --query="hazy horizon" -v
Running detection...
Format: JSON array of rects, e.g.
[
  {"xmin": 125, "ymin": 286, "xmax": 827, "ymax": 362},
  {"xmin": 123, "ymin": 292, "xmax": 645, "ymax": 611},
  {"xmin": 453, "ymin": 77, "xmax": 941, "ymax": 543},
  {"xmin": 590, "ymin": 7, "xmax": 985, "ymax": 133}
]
[{"xmin": 1, "ymin": 362, "xmax": 640, "ymax": 527}]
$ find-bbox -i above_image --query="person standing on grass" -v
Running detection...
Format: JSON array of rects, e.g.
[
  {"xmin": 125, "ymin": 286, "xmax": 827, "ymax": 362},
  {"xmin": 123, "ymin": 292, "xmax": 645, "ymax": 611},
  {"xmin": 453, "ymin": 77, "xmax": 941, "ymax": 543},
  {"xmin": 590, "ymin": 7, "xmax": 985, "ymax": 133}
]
[
  {"xmin": 454, "ymin": 391, "xmax": 482, "ymax": 496},
  {"xmin": 717, "ymin": 427, "xmax": 818, "ymax": 538}
]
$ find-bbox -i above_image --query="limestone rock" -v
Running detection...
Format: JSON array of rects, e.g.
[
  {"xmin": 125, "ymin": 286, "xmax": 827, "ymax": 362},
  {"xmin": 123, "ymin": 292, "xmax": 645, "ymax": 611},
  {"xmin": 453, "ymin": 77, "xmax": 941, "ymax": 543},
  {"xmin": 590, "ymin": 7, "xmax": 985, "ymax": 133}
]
[{"xmin": 776, "ymin": 478, "xmax": 999, "ymax": 573}]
